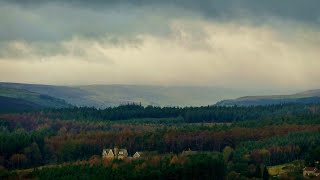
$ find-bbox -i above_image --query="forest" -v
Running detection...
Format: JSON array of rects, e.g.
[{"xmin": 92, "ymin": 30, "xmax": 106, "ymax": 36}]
[{"xmin": 1, "ymin": 103, "xmax": 320, "ymax": 179}]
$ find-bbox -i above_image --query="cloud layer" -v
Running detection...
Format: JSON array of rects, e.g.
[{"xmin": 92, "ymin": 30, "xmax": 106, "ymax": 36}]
[{"xmin": 0, "ymin": 0, "xmax": 320, "ymax": 91}]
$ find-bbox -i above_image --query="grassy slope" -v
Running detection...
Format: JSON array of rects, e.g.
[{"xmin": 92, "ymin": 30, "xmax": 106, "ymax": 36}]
[
  {"xmin": 268, "ymin": 164, "xmax": 292, "ymax": 176},
  {"xmin": 0, "ymin": 87, "xmax": 70, "ymax": 109},
  {"xmin": 0, "ymin": 83, "xmax": 100, "ymax": 107},
  {"xmin": 0, "ymin": 96, "xmax": 41, "ymax": 111},
  {"xmin": 268, "ymin": 160, "xmax": 305, "ymax": 176}
]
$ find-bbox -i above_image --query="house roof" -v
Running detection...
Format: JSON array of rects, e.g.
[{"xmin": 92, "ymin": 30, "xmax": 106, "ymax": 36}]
[
  {"xmin": 103, "ymin": 148, "xmax": 128, "ymax": 156},
  {"xmin": 181, "ymin": 150, "xmax": 197, "ymax": 156},
  {"xmin": 304, "ymin": 167, "xmax": 317, "ymax": 171},
  {"xmin": 107, "ymin": 150, "xmax": 114, "ymax": 155},
  {"xmin": 103, "ymin": 148, "xmax": 113, "ymax": 152},
  {"xmin": 315, "ymin": 169, "xmax": 320, "ymax": 173}
]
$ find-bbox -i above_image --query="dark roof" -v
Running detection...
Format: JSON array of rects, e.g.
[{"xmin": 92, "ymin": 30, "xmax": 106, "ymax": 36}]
[
  {"xmin": 315, "ymin": 169, "xmax": 320, "ymax": 173},
  {"xmin": 304, "ymin": 167, "xmax": 317, "ymax": 171},
  {"xmin": 181, "ymin": 150, "xmax": 197, "ymax": 156}
]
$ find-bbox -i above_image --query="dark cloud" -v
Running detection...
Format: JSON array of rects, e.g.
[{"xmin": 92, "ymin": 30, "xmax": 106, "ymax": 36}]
[
  {"xmin": 1, "ymin": 0, "xmax": 320, "ymax": 90},
  {"xmin": 1, "ymin": 0, "xmax": 319, "ymax": 43},
  {"xmin": 0, "ymin": 0, "xmax": 319, "ymax": 58},
  {"xmin": 2, "ymin": 0, "xmax": 320, "ymax": 23},
  {"xmin": 0, "ymin": 3, "xmax": 173, "ymax": 42}
]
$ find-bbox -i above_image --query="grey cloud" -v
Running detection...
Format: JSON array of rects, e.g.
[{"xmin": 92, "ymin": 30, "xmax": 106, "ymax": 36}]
[
  {"xmin": 0, "ymin": 39, "xmax": 117, "ymax": 64},
  {"xmin": 0, "ymin": 41, "xmax": 68, "ymax": 59},
  {"xmin": 1, "ymin": 0, "xmax": 319, "ymax": 43},
  {"xmin": 2, "ymin": 0, "xmax": 320, "ymax": 23},
  {"xmin": 0, "ymin": 3, "xmax": 174, "ymax": 42},
  {"xmin": 0, "ymin": 0, "xmax": 319, "ymax": 59}
]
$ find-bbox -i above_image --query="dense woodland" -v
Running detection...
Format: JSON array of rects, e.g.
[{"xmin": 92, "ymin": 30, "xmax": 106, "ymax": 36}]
[
  {"xmin": 42, "ymin": 103, "xmax": 314, "ymax": 122},
  {"xmin": 1, "ymin": 103, "xmax": 320, "ymax": 179}
]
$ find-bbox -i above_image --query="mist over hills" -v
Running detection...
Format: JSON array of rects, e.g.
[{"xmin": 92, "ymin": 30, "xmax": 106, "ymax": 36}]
[
  {"xmin": 216, "ymin": 89, "xmax": 320, "ymax": 106},
  {"xmin": 0, "ymin": 82, "xmax": 249, "ymax": 108},
  {"xmin": 1, "ymin": 82, "xmax": 320, "ymax": 108}
]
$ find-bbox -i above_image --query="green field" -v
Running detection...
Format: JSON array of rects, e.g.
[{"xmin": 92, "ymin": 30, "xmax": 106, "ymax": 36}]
[
  {"xmin": 268, "ymin": 160, "xmax": 304, "ymax": 177},
  {"xmin": 0, "ymin": 87, "xmax": 70, "ymax": 109}
]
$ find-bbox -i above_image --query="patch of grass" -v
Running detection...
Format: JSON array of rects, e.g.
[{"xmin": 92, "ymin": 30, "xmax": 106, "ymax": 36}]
[
  {"xmin": 268, "ymin": 164, "xmax": 289, "ymax": 176},
  {"xmin": 268, "ymin": 160, "xmax": 304, "ymax": 176}
]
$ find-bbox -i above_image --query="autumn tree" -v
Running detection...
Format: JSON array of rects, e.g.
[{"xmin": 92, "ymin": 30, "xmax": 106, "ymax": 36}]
[
  {"xmin": 9, "ymin": 154, "xmax": 28, "ymax": 169},
  {"xmin": 24, "ymin": 142, "xmax": 42, "ymax": 166}
]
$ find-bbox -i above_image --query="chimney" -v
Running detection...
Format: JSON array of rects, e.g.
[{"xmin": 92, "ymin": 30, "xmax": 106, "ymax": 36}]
[{"xmin": 114, "ymin": 147, "xmax": 119, "ymax": 158}]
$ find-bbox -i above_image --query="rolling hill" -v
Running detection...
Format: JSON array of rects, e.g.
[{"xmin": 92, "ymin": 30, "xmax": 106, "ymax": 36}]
[
  {"xmin": 3, "ymin": 82, "xmax": 320, "ymax": 108},
  {"xmin": 0, "ymin": 83, "xmax": 250, "ymax": 108},
  {"xmin": 0, "ymin": 86, "xmax": 71, "ymax": 111},
  {"xmin": 76, "ymin": 85, "xmax": 246, "ymax": 107},
  {"xmin": 0, "ymin": 96, "xmax": 41, "ymax": 111},
  {"xmin": 215, "ymin": 89, "xmax": 320, "ymax": 106}
]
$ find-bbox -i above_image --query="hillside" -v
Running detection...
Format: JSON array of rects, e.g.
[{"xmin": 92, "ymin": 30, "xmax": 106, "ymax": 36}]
[
  {"xmin": 0, "ymin": 96, "xmax": 41, "ymax": 112},
  {"xmin": 76, "ymin": 85, "xmax": 247, "ymax": 107},
  {"xmin": 3, "ymin": 82, "xmax": 319, "ymax": 108},
  {"xmin": 0, "ymin": 83, "xmax": 250, "ymax": 108},
  {"xmin": 0, "ymin": 82, "xmax": 100, "ymax": 107},
  {"xmin": 216, "ymin": 89, "xmax": 320, "ymax": 106},
  {"xmin": 0, "ymin": 87, "xmax": 71, "ymax": 111}
]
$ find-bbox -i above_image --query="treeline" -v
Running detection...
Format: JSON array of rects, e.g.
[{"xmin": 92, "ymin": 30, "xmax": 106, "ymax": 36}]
[{"xmin": 42, "ymin": 103, "xmax": 319, "ymax": 123}]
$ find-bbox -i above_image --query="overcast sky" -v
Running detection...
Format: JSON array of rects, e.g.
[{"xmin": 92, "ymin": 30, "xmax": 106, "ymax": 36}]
[{"xmin": 0, "ymin": 0, "xmax": 320, "ymax": 91}]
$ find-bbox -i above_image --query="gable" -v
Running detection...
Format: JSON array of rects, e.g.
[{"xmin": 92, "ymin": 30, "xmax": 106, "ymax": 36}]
[
  {"xmin": 107, "ymin": 149, "xmax": 114, "ymax": 157},
  {"xmin": 304, "ymin": 167, "xmax": 317, "ymax": 171},
  {"xmin": 133, "ymin": 152, "xmax": 141, "ymax": 158}
]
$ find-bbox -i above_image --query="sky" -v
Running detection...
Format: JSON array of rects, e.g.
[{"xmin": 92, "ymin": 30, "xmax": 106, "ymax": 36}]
[{"xmin": 0, "ymin": 0, "xmax": 320, "ymax": 92}]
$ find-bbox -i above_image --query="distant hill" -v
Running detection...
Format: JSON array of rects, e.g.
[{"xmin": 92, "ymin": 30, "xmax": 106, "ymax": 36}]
[
  {"xmin": 0, "ymin": 86, "xmax": 71, "ymax": 111},
  {"xmin": 216, "ymin": 89, "xmax": 320, "ymax": 106},
  {"xmin": 0, "ymin": 83, "xmax": 101, "ymax": 107},
  {"xmin": 0, "ymin": 96, "xmax": 42, "ymax": 112},
  {"xmin": 0, "ymin": 83, "xmax": 250, "ymax": 108},
  {"xmin": 5, "ymin": 82, "xmax": 318, "ymax": 108},
  {"xmin": 76, "ymin": 85, "xmax": 245, "ymax": 107}
]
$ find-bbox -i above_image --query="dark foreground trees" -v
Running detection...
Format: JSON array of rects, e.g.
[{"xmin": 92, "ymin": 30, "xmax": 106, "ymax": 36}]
[{"xmin": 28, "ymin": 153, "xmax": 225, "ymax": 180}]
